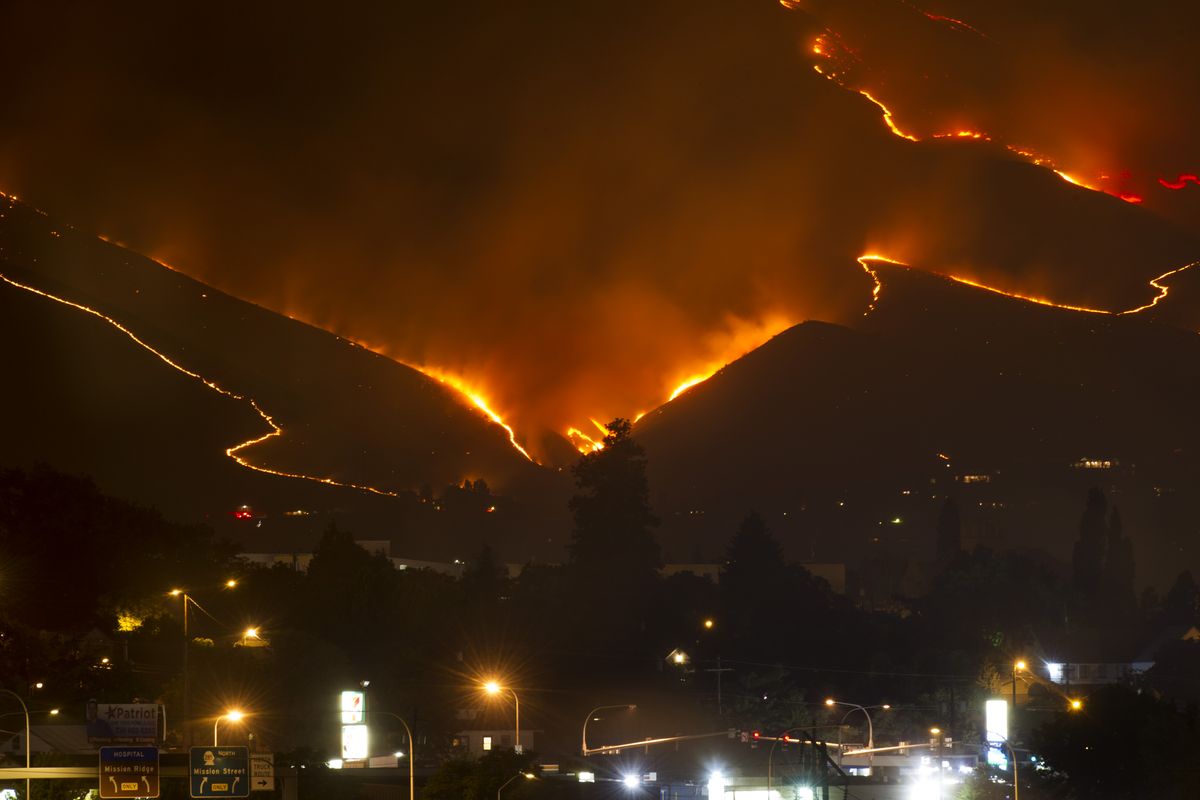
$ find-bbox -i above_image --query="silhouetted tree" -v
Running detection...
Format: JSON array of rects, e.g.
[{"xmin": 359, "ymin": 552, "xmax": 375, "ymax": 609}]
[
  {"xmin": 1163, "ymin": 571, "xmax": 1200, "ymax": 625},
  {"xmin": 1104, "ymin": 507, "xmax": 1136, "ymax": 610},
  {"xmin": 1072, "ymin": 487, "xmax": 1108, "ymax": 598},
  {"xmin": 1031, "ymin": 684, "xmax": 1200, "ymax": 798},
  {"xmin": 568, "ymin": 419, "xmax": 660, "ymax": 606},
  {"xmin": 935, "ymin": 498, "xmax": 962, "ymax": 561},
  {"xmin": 461, "ymin": 543, "xmax": 508, "ymax": 607},
  {"xmin": 719, "ymin": 512, "xmax": 790, "ymax": 654}
]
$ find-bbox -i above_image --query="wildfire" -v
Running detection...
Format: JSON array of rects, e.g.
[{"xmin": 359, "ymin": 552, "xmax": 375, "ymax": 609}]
[
  {"xmin": 1159, "ymin": 174, "xmax": 1200, "ymax": 190},
  {"xmin": 857, "ymin": 254, "xmax": 904, "ymax": 314},
  {"xmin": 803, "ymin": 19, "xmax": 1153, "ymax": 207},
  {"xmin": 0, "ymin": 269, "xmax": 404, "ymax": 498},
  {"xmin": 406, "ymin": 365, "xmax": 535, "ymax": 463},
  {"xmin": 855, "ymin": 88, "xmax": 920, "ymax": 142},
  {"xmin": 1118, "ymin": 262, "xmax": 1200, "ymax": 315},
  {"xmin": 566, "ymin": 419, "xmax": 610, "ymax": 453},
  {"xmin": 945, "ymin": 275, "xmax": 1111, "ymax": 314}
]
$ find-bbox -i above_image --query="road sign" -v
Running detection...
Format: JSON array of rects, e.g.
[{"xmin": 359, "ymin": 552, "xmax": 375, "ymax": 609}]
[
  {"xmin": 250, "ymin": 753, "xmax": 274, "ymax": 792},
  {"xmin": 190, "ymin": 746, "xmax": 250, "ymax": 798},
  {"xmin": 99, "ymin": 746, "xmax": 159, "ymax": 798}
]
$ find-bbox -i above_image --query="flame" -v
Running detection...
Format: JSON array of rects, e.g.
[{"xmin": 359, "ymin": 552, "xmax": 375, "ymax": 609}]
[
  {"xmin": 0, "ymin": 268, "xmax": 404, "ymax": 498},
  {"xmin": 945, "ymin": 275, "xmax": 1111, "ymax": 314},
  {"xmin": 854, "ymin": 245, "xmax": 1198, "ymax": 318},
  {"xmin": 804, "ymin": 23, "xmax": 1152, "ymax": 206},
  {"xmin": 1160, "ymin": 174, "xmax": 1200, "ymax": 190},
  {"xmin": 407, "ymin": 366, "xmax": 535, "ymax": 462},
  {"xmin": 857, "ymin": 253, "xmax": 904, "ymax": 314},
  {"xmin": 1118, "ymin": 261, "xmax": 1200, "ymax": 315},
  {"xmin": 855, "ymin": 88, "xmax": 920, "ymax": 142}
]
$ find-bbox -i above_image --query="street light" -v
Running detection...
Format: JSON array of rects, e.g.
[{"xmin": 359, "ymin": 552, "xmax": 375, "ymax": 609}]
[
  {"xmin": 214, "ymin": 709, "xmax": 244, "ymax": 745},
  {"xmin": 581, "ymin": 704, "xmax": 636, "ymax": 755},
  {"xmin": 0, "ymin": 690, "xmax": 30, "ymax": 800},
  {"xmin": 171, "ymin": 580, "xmax": 239, "ymax": 746},
  {"xmin": 825, "ymin": 699, "xmax": 886, "ymax": 772},
  {"xmin": 497, "ymin": 771, "xmax": 535, "ymax": 799},
  {"xmin": 988, "ymin": 733, "xmax": 1020, "ymax": 800},
  {"xmin": 931, "ymin": 727, "xmax": 945, "ymax": 800},
  {"xmin": 1012, "ymin": 659, "xmax": 1026, "ymax": 741},
  {"xmin": 483, "ymin": 681, "xmax": 521, "ymax": 753},
  {"xmin": 365, "ymin": 710, "xmax": 416, "ymax": 800}
]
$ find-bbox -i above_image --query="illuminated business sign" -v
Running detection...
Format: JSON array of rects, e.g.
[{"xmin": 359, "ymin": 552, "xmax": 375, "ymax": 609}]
[
  {"xmin": 86, "ymin": 703, "xmax": 161, "ymax": 744},
  {"xmin": 985, "ymin": 698, "xmax": 1009, "ymax": 768},
  {"xmin": 341, "ymin": 725, "xmax": 369, "ymax": 760},
  {"xmin": 340, "ymin": 692, "xmax": 364, "ymax": 724}
]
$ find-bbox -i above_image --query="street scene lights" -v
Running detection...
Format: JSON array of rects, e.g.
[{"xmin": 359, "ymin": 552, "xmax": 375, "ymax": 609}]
[
  {"xmin": 581, "ymin": 704, "xmax": 637, "ymax": 755},
  {"xmin": 214, "ymin": 709, "xmax": 245, "ymax": 745},
  {"xmin": 482, "ymin": 680, "xmax": 521, "ymax": 753},
  {"xmin": 825, "ymin": 695, "xmax": 883, "ymax": 767},
  {"xmin": 497, "ymin": 771, "xmax": 535, "ymax": 799},
  {"xmin": 1069, "ymin": 698, "xmax": 1083, "ymax": 710}
]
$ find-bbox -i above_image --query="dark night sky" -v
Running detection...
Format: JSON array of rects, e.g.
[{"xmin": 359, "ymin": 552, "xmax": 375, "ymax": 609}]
[{"xmin": 1, "ymin": 0, "xmax": 1197, "ymax": 451}]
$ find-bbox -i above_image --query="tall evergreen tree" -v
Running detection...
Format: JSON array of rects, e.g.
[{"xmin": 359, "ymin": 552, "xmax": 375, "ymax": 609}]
[
  {"xmin": 568, "ymin": 418, "xmax": 660, "ymax": 605},
  {"xmin": 721, "ymin": 512, "xmax": 790, "ymax": 653},
  {"xmin": 1072, "ymin": 487, "xmax": 1108, "ymax": 597},
  {"xmin": 1164, "ymin": 571, "xmax": 1199, "ymax": 625},
  {"xmin": 1103, "ymin": 507, "xmax": 1135, "ymax": 605}
]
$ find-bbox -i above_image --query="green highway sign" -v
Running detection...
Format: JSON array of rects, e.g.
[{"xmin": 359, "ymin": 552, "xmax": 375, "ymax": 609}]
[{"xmin": 190, "ymin": 746, "xmax": 250, "ymax": 798}]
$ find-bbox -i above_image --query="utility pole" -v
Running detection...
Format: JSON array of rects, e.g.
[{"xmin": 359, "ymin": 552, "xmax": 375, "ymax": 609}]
[{"xmin": 704, "ymin": 657, "xmax": 733, "ymax": 716}]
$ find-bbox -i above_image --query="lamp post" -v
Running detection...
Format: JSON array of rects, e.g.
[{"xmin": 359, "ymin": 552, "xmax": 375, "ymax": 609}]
[
  {"xmin": 214, "ymin": 709, "xmax": 244, "ymax": 745},
  {"xmin": 931, "ymin": 727, "xmax": 945, "ymax": 800},
  {"xmin": 989, "ymin": 734, "xmax": 1020, "ymax": 800},
  {"xmin": 1012, "ymin": 660, "xmax": 1026, "ymax": 740},
  {"xmin": 497, "ymin": 771, "xmax": 535, "ymax": 799},
  {"xmin": 581, "ymin": 704, "xmax": 636, "ymax": 755},
  {"xmin": 367, "ymin": 711, "xmax": 415, "ymax": 799},
  {"xmin": 0, "ymin": 690, "xmax": 30, "ymax": 800},
  {"xmin": 171, "ymin": 580, "xmax": 240, "ymax": 747},
  {"xmin": 483, "ymin": 681, "xmax": 521, "ymax": 753},
  {"xmin": 825, "ymin": 699, "xmax": 887, "ymax": 773},
  {"xmin": 170, "ymin": 589, "xmax": 190, "ymax": 747}
]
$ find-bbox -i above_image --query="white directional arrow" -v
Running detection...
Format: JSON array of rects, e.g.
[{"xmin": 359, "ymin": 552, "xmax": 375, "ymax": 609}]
[
  {"xmin": 199, "ymin": 777, "xmax": 208, "ymax": 794},
  {"xmin": 142, "ymin": 775, "xmax": 151, "ymax": 793},
  {"xmin": 109, "ymin": 776, "xmax": 118, "ymax": 793},
  {"xmin": 233, "ymin": 776, "xmax": 241, "ymax": 792}
]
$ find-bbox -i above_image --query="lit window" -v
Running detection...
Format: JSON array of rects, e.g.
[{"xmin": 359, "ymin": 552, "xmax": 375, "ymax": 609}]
[{"xmin": 482, "ymin": 736, "xmax": 492, "ymax": 752}]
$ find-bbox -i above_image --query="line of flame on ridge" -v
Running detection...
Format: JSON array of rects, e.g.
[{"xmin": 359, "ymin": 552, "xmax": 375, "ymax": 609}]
[
  {"xmin": 856, "ymin": 253, "xmax": 1199, "ymax": 317},
  {"xmin": 0, "ymin": 269, "xmax": 405, "ymax": 497},
  {"xmin": 405, "ymin": 365, "xmax": 535, "ymax": 462},
  {"xmin": 806, "ymin": 25, "xmax": 1147, "ymax": 203},
  {"xmin": 0, "ymin": 189, "xmax": 539, "ymax": 468}
]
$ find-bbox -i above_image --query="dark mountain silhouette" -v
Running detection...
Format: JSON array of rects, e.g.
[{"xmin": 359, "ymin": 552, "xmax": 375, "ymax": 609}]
[
  {"xmin": 0, "ymin": 194, "xmax": 568, "ymax": 559},
  {"xmin": 635, "ymin": 264, "xmax": 1200, "ymax": 586}
]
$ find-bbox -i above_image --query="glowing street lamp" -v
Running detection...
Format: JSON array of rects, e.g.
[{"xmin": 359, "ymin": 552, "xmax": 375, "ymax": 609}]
[
  {"xmin": 482, "ymin": 680, "xmax": 522, "ymax": 753},
  {"xmin": 1012, "ymin": 659, "xmax": 1027, "ymax": 738},
  {"xmin": 824, "ymin": 698, "xmax": 886, "ymax": 770},
  {"xmin": 581, "ymin": 704, "xmax": 636, "ymax": 755},
  {"xmin": 1069, "ymin": 698, "xmax": 1083, "ymax": 711},
  {"xmin": 497, "ymin": 771, "xmax": 535, "ymax": 799},
  {"xmin": 214, "ymin": 709, "xmax": 245, "ymax": 745}
]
